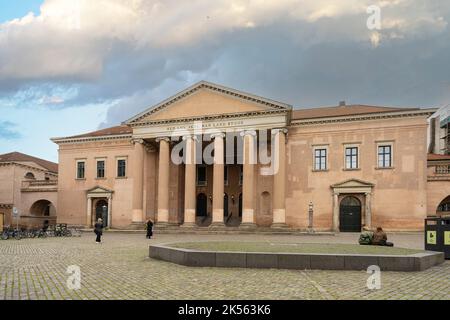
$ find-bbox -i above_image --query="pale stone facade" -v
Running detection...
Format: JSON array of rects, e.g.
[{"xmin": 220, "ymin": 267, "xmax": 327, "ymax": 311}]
[
  {"xmin": 0, "ymin": 152, "xmax": 58, "ymax": 229},
  {"xmin": 52, "ymin": 81, "xmax": 444, "ymax": 231}
]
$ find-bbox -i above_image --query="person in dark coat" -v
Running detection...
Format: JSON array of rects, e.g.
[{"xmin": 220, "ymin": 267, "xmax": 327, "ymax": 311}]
[
  {"xmin": 146, "ymin": 219, "xmax": 154, "ymax": 239},
  {"xmin": 372, "ymin": 227, "xmax": 394, "ymax": 247},
  {"xmin": 94, "ymin": 218, "xmax": 103, "ymax": 243}
]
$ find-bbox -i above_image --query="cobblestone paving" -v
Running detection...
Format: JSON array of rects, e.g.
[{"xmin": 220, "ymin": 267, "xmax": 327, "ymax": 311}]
[{"xmin": 0, "ymin": 233, "xmax": 448, "ymax": 300}]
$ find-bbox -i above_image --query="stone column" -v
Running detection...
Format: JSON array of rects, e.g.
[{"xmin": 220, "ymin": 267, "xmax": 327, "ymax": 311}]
[
  {"xmin": 182, "ymin": 135, "xmax": 197, "ymax": 227},
  {"xmin": 332, "ymin": 192, "xmax": 339, "ymax": 232},
  {"xmin": 241, "ymin": 130, "xmax": 256, "ymax": 227},
  {"xmin": 156, "ymin": 137, "xmax": 170, "ymax": 225},
  {"xmin": 86, "ymin": 197, "xmax": 92, "ymax": 227},
  {"xmin": 271, "ymin": 128, "xmax": 288, "ymax": 228},
  {"xmin": 365, "ymin": 192, "xmax": 372, "ymax": 228},
  {"xmin": 132, "ymin": 139, "xmax": 145, "ymax": 223},
  {"xmin": 107, "ymin": 196, "xmax": 112, "ymax": 228},
  {"xmin": 211, "ymin": 132, "xmax": 225, "ymax": 227}
]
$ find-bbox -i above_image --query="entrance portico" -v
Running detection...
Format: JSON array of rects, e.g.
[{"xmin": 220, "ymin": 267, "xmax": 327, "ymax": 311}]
[
  {"xmin": 86, "ymin": 186, "xmax": 113, "ymax": 228},
  {"xmin": 125, "ymin": 81, "xmax": 292, "ymax": 228}
]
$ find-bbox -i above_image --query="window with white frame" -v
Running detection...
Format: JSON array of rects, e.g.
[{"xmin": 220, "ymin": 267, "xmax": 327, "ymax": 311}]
[
  {"xmin": 96, "ymin": 159, "xmax": 105, "ymax": 178},
  {"xmin": 76, "ymin": 160, "xmax": 85, "ymax": 179},
  {"xmin": 314, "ymin": 148, "xmax": 327, "ymax": 170},
  {"xmin": 378, "ymin": 144, "xmax": 392, "ymax": 168},
  {"xmin": 117, "ymin": 158, "xmax": 127, "ymax": 177},
  {"xmin": 345, "ymin": 147, "xmax": 359, "ymax": 169}
]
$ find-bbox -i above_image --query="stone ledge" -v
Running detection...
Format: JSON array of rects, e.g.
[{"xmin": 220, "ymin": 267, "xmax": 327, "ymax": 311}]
[{"xmin": 149, "ymin": 244, "xmax": 445, "ymax": 272}]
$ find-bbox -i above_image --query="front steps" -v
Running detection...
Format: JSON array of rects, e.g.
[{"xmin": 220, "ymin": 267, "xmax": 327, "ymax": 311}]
[{"xmin": 79, "ymin": 225, "xmax": 334, "ymax": 235}]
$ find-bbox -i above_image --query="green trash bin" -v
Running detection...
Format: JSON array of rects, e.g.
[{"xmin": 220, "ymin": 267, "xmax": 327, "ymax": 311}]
[{"xmin": 425, "ymin": 217, "xmax": 450, "ymax": 259}]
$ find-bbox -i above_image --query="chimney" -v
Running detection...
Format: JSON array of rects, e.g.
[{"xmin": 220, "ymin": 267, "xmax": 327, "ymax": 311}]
[{"xmin": 339, "ymin": 101, "xmax": 346, "ymax": 107}]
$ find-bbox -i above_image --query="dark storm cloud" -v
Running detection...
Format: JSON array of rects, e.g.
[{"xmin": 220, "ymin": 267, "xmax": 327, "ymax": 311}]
[{"xmin": 1, "ymin": 0, "xmax": 449, "ymax": 128}]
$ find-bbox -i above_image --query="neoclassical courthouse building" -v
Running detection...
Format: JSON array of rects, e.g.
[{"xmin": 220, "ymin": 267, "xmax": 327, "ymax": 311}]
[{"xmin": 51, "ymin": 81, "xmax": 450, "ymax": 232}]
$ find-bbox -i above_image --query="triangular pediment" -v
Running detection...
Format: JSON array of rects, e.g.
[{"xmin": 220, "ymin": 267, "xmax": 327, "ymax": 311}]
[
  {"xmin": 331, "ymin": 179, "xmax": 374, "ymax": 188},
  {"xmin": 125, "ymin": 81, "xmax": 291, "ymax": 124},
  {"xmin": 86, "ymin": 186, "xmax": 114, "ymax": 194}
]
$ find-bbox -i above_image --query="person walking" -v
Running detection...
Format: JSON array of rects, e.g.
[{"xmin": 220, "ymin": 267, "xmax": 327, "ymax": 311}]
[
  {"xmin": 146, "ymin": 219, "xmax": 154, "ymax": 239},
  {"xmin": 94, "ymin": 218, "xmax": 104, "ymax": 243}
]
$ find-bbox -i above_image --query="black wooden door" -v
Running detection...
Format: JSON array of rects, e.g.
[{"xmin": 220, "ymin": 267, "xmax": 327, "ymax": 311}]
[
  {"xmin": 196, "ymin": 193, "xmax": 207, "ymax": 217},
  {"xmin": 339, "ymin": 197, "xmax": 361, "ymax": 232}
]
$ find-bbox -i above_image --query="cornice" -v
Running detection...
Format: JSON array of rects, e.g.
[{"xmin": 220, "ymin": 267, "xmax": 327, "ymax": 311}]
[
  {"xmin": 0, "ymin": 203, "xmax": 13, "ymax": 209},
  {"xmin": 129, "ymin": 109, "xmax": 288, "ymax": 128},
  {"xmin": 290, "ymin": 110, "xmax": 436, "ymax": 127},
  {"xmin": 0, "ymin": 162, "xmax": 58, "ymax": 176},
  {"xmin": 21, "ymin": 187, "xmax": 58, "ymax": 193},
  {"xmin": 51, "ymin": 134, "xmax": 133, "ymax": 145},
  {"xmin": 125, "ymin": 81, "xmax": 292, "ymax": 124},
  {"xmin": 428, "ymin": 176, "xmax": 450, "ymax": 181}
]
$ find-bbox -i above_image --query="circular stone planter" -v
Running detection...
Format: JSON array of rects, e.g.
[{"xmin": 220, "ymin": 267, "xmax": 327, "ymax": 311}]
[{"xmin": 149, "ymin": 243, "xmax": 444, "ymax": 272}]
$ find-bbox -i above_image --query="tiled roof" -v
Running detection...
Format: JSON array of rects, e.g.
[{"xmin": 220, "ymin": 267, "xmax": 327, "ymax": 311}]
[
  {"xmin": 0, "ymin": 152, "xmax": 58, "ymax": 173},
  {"xmin": 62, "ymin": 125, "xmax": 132, "ymax": 139},
  {"xmin": 428, "ymin": 153, "xmax": 450, "ymax": 161},
  {"xmin": 292, "ymin": 105, "xmax": 420, "ymax": 120}
]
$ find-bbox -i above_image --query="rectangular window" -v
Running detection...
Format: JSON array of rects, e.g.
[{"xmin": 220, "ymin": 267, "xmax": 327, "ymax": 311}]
[
  {"xmin": 97, "ymin": 160, "xmax": 105, "ymax": 178},
  {"xmin": 345, "ymin": 147, "xmax": 358, "ymax": 169},
  {"xmin": 224, "ymin": 165, "xmax": 229, "ymax": 185},
  {"xmin": 239, "ymin": 165, "xmax": 243, "ymax": 185},
  {"xmin": 197, "ymin": 165, "xmax": 207, "ymax": 186},
  {"xmin": 76, "ymin": 161, "xmax": 85, "ymax": 179},
  {"xmin": 117, "ymin": 159, "xmax": 126, "ymax": 177},
  {"xmin": 314, "ymin": 149, "xmax": 327, "ymax": 170},
  {"xmin": 378, "ymin": 145, "xmax": 392, "ymax": 168}
]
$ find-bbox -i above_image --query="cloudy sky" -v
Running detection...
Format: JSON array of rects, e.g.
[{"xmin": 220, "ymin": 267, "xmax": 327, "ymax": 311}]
[{"xmin": 0, "ymin": 0, "xmax": 449, "ymax": 162}]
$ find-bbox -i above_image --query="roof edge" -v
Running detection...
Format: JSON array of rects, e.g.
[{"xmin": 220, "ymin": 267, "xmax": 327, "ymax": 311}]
[{"xmin": 124, "ymin": 80, "xmax": 293, "ymax": 125}]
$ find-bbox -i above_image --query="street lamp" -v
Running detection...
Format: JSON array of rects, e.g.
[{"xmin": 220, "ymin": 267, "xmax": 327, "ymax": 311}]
[{"xmin": 308, "ymin": 201, "xmax": 314, "ymax": 233}]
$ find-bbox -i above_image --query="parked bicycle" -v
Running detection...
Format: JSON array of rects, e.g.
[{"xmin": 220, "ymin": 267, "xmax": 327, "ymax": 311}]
[
  {"xmin": 1, "ymin": 227, "xmax": 22, "ymax": 240},
  {"xmin": 1, "ymin": 224, "xmax": 82, "ymax": 240}
]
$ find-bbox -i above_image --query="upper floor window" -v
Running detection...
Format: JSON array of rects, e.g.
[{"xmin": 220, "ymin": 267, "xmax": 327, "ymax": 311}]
[
  {"xmin": 378, "ymin": 145, "xmax": 392, "ymax": 168},
  {"xmin": 197, "ymin": 165, "xmax": 207, "ymax": 186},
  {"xmin": 314, "ymin": 149, "xmax": 327, "ymax": 171},
  {"xmin": 239, "ymin": 165, "xmax": 243, "ymax": 185},
  {"xmin": 97, "ymin": 160, "xmax": 105, "ymax": 178},
  {"xmin": 76, "ymin": 161, "xmax": 85, "ymax": 179},
  {"xmin": 117, "ymin": 159, "xmax": 126, "ymax": 178},
  {"xmin": 345, "ymin": 147, "xmax": 358, "ymax": 169},
  {"xmin": 224, "ymin": 165, "xmax": 229, "ymax": 185}
]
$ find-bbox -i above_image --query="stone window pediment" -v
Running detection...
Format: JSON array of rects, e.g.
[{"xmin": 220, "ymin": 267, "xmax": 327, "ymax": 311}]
[
  {"xmin": 87, "ymin": 186, "xmax": 114, "ymax": 198},
  {"xmin": 331, "ymin": 179, "xmax": 374, "ymax": 194}
]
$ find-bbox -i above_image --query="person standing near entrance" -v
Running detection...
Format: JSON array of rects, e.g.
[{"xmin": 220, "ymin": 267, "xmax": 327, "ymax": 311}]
[
  {"xmin": 146, "ymin": 219, "xmax": 154, "ymax": 239},
  {"xmin": 94, "ymin": 218, "xmax": 103, "ymax": 243}
]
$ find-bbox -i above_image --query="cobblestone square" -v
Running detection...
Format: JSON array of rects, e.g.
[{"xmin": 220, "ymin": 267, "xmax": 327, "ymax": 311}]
[{"xmin": 0, "ymin": 232, "xmax": 448, "ymax": 300}]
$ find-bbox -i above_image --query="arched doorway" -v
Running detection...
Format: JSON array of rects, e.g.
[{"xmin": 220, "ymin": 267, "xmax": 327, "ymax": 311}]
[
  {"xmin": 238, "ymin": 193, "xmax": 242, "ymax": 217},
  {"xmin": 95, "ymin": 200, "xmax": 108, "ymax": 227},
  {"xmin": 30, "ymin": 200, "xmax": 56, "ymax": 229},
  {"xmin": 224, "ymin": 193, "xmax": 229, "ymax": 216},
  {"xmin": 196, "ymin": 193, "xmax": 207, "ymax": 217},
  {"xmin": 437, "ymin": 196, "xmax": 450, "ymax": 214},
  {"xmin": 339, "ymin": 196, "xmax": 361, "ymax": 232},
  {"xmin": 30, "ymin": 200, "xmax": 55, "ymax": 217}
]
